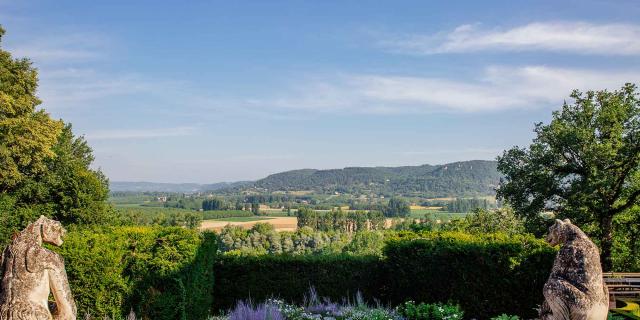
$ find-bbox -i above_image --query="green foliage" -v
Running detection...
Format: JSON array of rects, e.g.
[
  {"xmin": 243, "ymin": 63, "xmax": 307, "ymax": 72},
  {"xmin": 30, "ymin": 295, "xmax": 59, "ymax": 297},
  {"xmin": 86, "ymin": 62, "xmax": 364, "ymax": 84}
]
[
  {"xmin": 395, "ymin": 301, "xmax": 464, "ymax": 320},
  {"xmin": 213, "ymin": 254, "xmax": 383, "ymax": 312},
  {"xmin": 213, "ymin": 231, "xmax": 556, "ymax": 319},
  {"xmin": 254, "ymin": 160, "xmax": 501, "ymax": 197},
  {"xmin": 0, "ymin": 27, "xmax": 111, "ymax": 245},
  {"xmin": 202, "ymin": 210, "xmax": 254, "ymax": 220},
  {"xmin": 117, "ymin": 207, "xmax": 202, "ymax": 229},
  {"xmin": 0, "ymin": 26, "xmax": 63, "ymax": 191},
  {"xmin": 382, "ymin": 232, "xmax": 555, "ymax": 319},
  {"xmin": 612, "ymin": 206, "xmax": 640, "ymax": 271},
  {"xmin": 442, "ymin": 208, "xmax": 525, "ymax": 235},
  {"xmin": 56, "ymin": 226, "xmax": 216, "ymax": 319},
  {"xmin": 383, "ymin": 198, "xmax": 410, "ymax": 218},
  {"xmin": 218, "ymin": 224, "xmax": 355, "ymax": 255},
  {"xmin": 296, "ymin": 208, "xmax": 385, "ymax": 232},
  {"xmin": 202, "ymin": 198, "xmax": 226, "ymax": 211},
  {"xmin": 445, "ymin": 197, "xmax": 492, "ymax": 213},
  {"xmin": 497, "ymin": 84, "xmax": 640, "ymax": 270},
  {"xmin": 491, "ymin": 314, "xmax": 520, "ymax": 320}
]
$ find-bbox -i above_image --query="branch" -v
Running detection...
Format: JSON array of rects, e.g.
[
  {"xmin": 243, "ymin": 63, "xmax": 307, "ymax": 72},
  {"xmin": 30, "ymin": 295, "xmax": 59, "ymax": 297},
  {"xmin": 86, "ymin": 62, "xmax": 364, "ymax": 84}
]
[{"xmin": 611, "ymin": 188, "xmax": 640, "ymax": 215}]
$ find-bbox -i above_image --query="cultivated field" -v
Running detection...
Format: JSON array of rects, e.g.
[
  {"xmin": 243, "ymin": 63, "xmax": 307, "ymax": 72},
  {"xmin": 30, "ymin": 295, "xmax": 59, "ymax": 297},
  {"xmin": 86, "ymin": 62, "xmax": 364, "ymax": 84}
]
[{"xmin": 200, "ymin": 216, "xmax": 298, "ymax": 232}]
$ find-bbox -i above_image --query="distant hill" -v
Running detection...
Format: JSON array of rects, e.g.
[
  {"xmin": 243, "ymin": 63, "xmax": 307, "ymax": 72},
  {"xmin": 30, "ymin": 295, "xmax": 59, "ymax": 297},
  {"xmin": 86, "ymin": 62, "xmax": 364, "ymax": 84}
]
[
  {"xmin": 110, "ymin": 181, "xmax": 251, "ymax": 193},
  {"xmin": 112, "ymin": 160, "xmax": 501, "ymax": 197},
  {"xmin": 252, "ymin": 160, "xmax": 500, "ymax": 197}
]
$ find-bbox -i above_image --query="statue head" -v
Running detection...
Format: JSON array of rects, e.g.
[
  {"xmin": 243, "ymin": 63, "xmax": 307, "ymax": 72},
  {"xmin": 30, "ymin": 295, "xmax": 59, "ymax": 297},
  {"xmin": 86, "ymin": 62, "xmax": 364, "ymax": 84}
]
[
  {"xmin": 35, "ymin": 215, "xmax": 66, "ymax": 246},
  {"xmin": 546, "ymin": 218, "xmax": 571, "ymax": 246}
]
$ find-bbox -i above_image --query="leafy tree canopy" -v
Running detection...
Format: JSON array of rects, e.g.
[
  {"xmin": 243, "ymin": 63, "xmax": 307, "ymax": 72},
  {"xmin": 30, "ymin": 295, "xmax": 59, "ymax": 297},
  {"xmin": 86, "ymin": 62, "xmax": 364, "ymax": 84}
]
[
  {"xmin": 0, "ymin": 26, "xmax": 111, "ymax": 244},
  {"xmin": 497, "ymin": 83, "xmax": 640, "ymax": 270}
]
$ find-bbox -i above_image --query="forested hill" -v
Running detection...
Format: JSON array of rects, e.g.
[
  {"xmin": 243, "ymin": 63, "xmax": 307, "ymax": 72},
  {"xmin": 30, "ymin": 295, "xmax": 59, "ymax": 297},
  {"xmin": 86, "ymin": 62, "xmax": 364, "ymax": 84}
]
[{"xmin": 252, "ymin": 160, "xmax": 501, "ymax": 197}]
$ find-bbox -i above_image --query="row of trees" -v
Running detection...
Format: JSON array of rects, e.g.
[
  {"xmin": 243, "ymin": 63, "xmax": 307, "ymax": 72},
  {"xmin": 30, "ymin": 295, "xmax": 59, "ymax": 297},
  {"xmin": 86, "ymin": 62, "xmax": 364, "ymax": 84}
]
[
  {"xmin": 296, "ymin": 208, "xmax": 385, "ymax": 232},
  {"xmin": 218, "ymin": 223, "xmax": 386, "ymax": 256},
  {"xmin": 445, "ymin": 198, "xmax": 493, "ymax": 213}
]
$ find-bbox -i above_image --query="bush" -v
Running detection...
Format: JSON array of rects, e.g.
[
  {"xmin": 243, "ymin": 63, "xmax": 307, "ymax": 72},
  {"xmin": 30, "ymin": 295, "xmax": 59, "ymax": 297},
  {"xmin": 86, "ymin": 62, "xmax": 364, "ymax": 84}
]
[
  {"xmin": 213, "ymin": 231, "xmax": 555, "ymax": 319},
  {"xmin": 56, "ymin": 226, "xmax": 216, "ymax": 319},
  {"xmin": 213, "ymin": 254, "xmax": 382, "ymax": 312},
  {"xmin": 383, "ymin": 232, "xmax": 555, "ymax": 319}
]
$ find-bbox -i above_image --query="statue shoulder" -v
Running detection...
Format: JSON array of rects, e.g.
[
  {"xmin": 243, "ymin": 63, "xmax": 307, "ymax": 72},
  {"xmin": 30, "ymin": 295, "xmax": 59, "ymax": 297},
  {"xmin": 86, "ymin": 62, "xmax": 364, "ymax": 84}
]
[{"xmin": 26, "ymin": 246, "xmax": 64, "ymax": 273}]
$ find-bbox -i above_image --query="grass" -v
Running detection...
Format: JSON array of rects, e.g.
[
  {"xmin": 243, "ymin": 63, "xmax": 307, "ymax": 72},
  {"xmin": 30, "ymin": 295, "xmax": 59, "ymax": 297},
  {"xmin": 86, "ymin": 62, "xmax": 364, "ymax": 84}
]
[{"xmin": 211, "ymin": 216, "xmax": 276, "ymax": 222}]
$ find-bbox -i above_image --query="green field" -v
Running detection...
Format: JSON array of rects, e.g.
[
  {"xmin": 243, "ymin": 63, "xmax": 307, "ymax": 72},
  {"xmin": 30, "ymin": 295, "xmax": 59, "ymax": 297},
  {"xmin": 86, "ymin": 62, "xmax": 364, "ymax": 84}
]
[
  {"xmin": 211, "ymin": 216, "xmax": 276, "ymax": 222},
  {"xmin": 410, "ymin": 209, "xmax": 467, "ymax": 220}
]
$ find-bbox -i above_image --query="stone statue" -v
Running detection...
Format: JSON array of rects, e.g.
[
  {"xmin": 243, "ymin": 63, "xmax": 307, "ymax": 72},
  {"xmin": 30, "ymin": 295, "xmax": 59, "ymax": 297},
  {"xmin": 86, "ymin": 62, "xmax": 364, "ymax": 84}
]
[
  {"xmin": 539, "ymin": 219, "xmax": 609, "ymax": 320},
  {"xmin": 0, "ymin": 216, "xmax": 76, "ymax": 320}
]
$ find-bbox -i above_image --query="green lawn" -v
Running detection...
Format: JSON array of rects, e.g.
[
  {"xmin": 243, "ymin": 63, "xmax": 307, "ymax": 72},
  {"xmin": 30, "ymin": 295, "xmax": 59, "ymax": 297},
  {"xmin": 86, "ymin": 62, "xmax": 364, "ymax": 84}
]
[{"xmin": 211, "ymin": 216, "xmax": 276, "ymax": 222}]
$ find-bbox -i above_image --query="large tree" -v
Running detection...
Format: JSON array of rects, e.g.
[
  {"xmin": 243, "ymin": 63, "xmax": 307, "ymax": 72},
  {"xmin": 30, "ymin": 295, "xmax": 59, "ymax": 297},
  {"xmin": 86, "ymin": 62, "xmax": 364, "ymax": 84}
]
[
  {"xmin": 497, "ymin": 83, "xmax": 640, "ymax": 270},
  {"xmin": 0, "ymin": 26, "xmax": 111, "ymax": 244}
]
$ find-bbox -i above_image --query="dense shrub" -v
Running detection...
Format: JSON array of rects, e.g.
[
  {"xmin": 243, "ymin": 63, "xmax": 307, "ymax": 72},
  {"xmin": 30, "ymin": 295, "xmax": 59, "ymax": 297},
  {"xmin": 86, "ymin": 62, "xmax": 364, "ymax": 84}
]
[
  {"xmin": 56, "ymin": 226, "xmax": 216, "ymax": 319},
  {"xmin": 213, "ymin": 232, "xmax": 556, "ymax": 319},
  {"xmin": 383, "ymin": 232, "xmax": 556, "ymax": 319},
  {"xmin": 213, "ymin": 254, "xmax": 383, "ymax": 312}
]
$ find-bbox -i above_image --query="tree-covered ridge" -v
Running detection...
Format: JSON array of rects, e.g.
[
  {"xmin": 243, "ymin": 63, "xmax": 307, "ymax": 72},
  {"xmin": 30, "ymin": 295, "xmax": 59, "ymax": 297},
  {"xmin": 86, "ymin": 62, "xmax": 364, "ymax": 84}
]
[{"xmin": 253, "ymin": 160, "xmax": 500, "ymax": 197}]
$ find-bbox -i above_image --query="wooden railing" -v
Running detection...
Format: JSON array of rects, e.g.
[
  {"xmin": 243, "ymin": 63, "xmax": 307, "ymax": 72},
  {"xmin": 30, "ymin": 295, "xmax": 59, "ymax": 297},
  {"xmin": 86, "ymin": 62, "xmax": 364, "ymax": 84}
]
[{"xmin": 604, "ymin": 273, "xmax": 640, "ymax": 319}]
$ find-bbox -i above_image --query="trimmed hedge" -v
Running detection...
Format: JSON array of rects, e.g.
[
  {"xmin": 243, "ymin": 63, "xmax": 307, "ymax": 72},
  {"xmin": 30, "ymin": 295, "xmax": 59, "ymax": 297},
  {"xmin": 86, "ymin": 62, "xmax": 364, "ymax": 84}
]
[
  {"xmin": 382, "ymin": 232, "xmax": 556, "ymax": 319},
  {"xmin": 57, "ymin": 226, "xmax": 216, "ymax": 319},
  {"xmin": 213, "ymin": 254, "xmax": 383, "ymax": 312},
  {"xmin": 213, "ymin": 232, "xmax": 556, "ymax": 319}
]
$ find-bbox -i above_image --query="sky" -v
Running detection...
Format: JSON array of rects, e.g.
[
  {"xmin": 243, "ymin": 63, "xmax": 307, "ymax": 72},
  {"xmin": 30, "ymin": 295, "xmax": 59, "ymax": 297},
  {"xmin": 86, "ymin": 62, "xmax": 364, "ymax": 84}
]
[{"xmin": 1, "ymin": 0, "xmax": 639, "ymax": 183}]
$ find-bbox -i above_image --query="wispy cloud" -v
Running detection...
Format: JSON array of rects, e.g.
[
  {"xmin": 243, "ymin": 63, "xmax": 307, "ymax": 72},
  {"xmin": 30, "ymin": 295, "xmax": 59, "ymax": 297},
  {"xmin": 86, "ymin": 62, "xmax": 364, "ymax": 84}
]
[
  {"xmin": 37, "ymin": 69, "xmax": 167, "ymax": 108},
  {"xmin": 7, "ymin": 33, "xmax": 111, "ymax": 63},
  {"xmin": 257, "ymin": 66, "xmax": 639, "ymax": 114},
  {"xmin": 86, "ymin": 126, "xmax": 197, "ymax": 140},
  {"xmin": 380, "ymin": 22, "xmax": 640, "ymax": 55}
]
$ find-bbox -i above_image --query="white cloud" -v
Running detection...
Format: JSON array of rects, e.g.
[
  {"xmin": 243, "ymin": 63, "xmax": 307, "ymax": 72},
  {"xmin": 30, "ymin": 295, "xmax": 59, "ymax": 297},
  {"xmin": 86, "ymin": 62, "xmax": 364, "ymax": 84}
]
[
  {"xmin": 37, "ymin": 69, "xmax": 162, "ymax": 108},
  {"xmin": 86, "ymin": 126, "xmax": 197, "ymax": 140},
  {"xmin": 7, "ymin": 33, "xmax": 110, "ymax": 63},
  {"xmin": 380, "ymin": 22, "xmax": 640, "ymax": 55},
  {"xmin": 259, "ymin": 66, "xmax": 639, "ymax": 113}
]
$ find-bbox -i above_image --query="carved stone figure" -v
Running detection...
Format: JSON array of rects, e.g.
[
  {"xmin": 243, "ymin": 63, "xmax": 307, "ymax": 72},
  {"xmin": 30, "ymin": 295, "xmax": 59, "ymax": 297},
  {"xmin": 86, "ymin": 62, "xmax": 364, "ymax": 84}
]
[
  {"xmin": 0, "ymin": 216, "xmax": 76, "ymax": 320},
  {"xmin": 539, "ymin": 219, "xmax": 609, "ymax": 320}
]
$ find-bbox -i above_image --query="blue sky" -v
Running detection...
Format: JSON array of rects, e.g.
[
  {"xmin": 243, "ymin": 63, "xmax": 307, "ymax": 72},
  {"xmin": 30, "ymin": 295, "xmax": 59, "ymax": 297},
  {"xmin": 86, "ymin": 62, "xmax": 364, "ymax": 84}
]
[{"xmin": 1, "ymin": 0, "xmax": 639, "ymax": 183}]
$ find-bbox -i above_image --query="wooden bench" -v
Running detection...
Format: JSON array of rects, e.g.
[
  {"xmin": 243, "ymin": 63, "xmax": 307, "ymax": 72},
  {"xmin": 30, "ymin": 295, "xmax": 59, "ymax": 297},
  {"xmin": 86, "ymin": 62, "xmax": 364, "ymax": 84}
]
[{"xmin": 604, "ymin": 273, "xmax": 640, "ymax": 319}]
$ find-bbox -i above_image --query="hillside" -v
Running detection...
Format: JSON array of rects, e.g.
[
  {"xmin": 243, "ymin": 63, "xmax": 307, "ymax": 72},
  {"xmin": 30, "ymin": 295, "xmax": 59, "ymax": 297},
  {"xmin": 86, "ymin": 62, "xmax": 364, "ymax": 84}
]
[
  {"xmin": 112, "ymin": 160, "xmax": 501, "ymax": 197},
  {"xmin": 110, "ymin": 181, "xmax": 251, "ymax": 193},
  {"xmin": 252, "ymin": 160, "xmax": 500, "ymax": 197}
]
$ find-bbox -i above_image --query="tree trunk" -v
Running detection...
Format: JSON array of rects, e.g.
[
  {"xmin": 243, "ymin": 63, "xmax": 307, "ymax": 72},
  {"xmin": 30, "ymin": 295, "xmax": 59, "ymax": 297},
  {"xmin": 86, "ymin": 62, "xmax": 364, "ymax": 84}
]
[{"xmin": 600, "ymin": 215, "xmax": 614, "ymax": 271}]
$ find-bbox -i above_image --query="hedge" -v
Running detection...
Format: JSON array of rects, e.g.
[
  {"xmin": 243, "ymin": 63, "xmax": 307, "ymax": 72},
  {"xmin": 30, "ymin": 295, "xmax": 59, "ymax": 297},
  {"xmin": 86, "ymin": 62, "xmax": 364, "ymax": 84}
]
[
  {"xmin": 213, "ymin": 254, "xmax": 383, "ymax": 312},
  {"xmin": 56, "ymin": 226, "xmax": 216, "ymax": 319},
  {"xmin": 54, "ymin": 229, "xmax": 554, "ymax": 319},
  {"xmin": 213, "ymin": 232, "xmax": 556, "ymax": 319},
  {"xmin": 382, "ymin": 232, "xmax": 556, "ymax": 319}
]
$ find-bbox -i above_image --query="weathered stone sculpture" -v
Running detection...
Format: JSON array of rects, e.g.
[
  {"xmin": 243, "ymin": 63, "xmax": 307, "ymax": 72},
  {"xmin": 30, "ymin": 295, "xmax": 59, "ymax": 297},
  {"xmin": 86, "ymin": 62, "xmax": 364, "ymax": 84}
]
[
  {"xmin": 539, "ymin": 219, "xmax": 609, "ymax": 320},
  {"xmin": 0, "ymin": 216, "xmax": 76, "ymax": 320}
]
